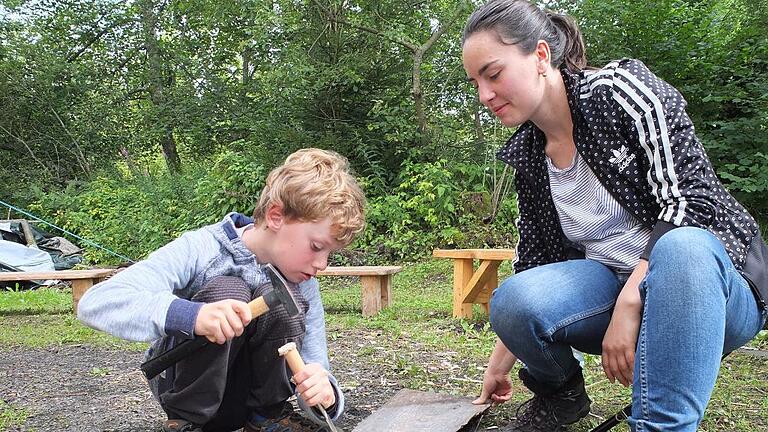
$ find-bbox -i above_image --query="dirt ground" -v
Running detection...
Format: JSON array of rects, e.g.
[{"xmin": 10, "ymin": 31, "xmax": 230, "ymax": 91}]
[{"xmin": 0, "ymin": 329, "xmax": 486, "ymax": 432}]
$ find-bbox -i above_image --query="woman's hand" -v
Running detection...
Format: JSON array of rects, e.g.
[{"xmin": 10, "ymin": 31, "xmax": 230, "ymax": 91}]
[
  {"xmin": 194, "ymin": 299, "xmax": 252, "ymax": 344},
  {"xmin": 601, "ymin": 260, "xmax": 647, "ymax": 387},
  {"xmin": 293, "ymin": 363, "xmax": 336, "ymax": 409},
  {"xmin": 473, "ymin": 368, "xmax": 514, "ymax": 405},
  {"xmin": 473, "ymin": 339, "xmax": 518, "ymax": 405}
]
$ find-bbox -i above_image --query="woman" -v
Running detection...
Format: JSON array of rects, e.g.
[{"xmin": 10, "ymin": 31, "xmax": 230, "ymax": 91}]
[{"xmin": 461, "ymin": 1, "xmax": 768, "ymax": 431}]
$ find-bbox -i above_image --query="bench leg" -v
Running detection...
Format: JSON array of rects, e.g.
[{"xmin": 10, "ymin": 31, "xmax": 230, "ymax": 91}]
[
  {"xmin": 452, "ymin": 259, "xmax": 474, "ymax": 319},
  {"xmin": 360, "ymin": 275, "xmax": 382, "ymax": 317},
  {"xmin": 380, "ymin": 274, "xmax": 393, "ymax": 308},
  {"xmin": 72, "ymin": 278, "xmax": 97, "ymax": 314},
  {"xmin": 481, "ymin": 271, "xmax": 498, "ymax": 315}
]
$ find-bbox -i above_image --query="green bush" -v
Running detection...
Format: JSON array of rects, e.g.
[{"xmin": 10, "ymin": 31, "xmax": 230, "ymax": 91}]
[
  {"xmin": 29, "ymin": 154, "xmax": 518, "ymax": 265},
  {"xmin": 357, "ymin": 159, "xmax": 518, "ymax": 261},
  {"xmin": 31, "ymin": 152, "xmax": 269, "ymax": 264}
]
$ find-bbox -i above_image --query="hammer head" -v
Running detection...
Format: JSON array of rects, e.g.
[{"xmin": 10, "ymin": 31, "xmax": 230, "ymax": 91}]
[{"xmin": 263, "ymin": 263, "xmax": 301, "ymax": 317}]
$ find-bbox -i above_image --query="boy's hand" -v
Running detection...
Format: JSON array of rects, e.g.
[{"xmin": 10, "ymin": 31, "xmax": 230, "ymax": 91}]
[
  {"xmin": 292, "ymin": 363, "xmax": 336, "ymax": 409},
  {"xmin": 194, "ymin": 300, "xmax": 252, "ymax": 344}
]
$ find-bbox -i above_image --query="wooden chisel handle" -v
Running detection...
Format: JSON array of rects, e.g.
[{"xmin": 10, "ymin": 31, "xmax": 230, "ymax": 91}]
[
  {"xmin": 278, "ymin": 342, "xmax": 339, "ymax": 432},
  {"xmin": 278, "ymin": 341, "xmax": 306, "ymax": 372}
]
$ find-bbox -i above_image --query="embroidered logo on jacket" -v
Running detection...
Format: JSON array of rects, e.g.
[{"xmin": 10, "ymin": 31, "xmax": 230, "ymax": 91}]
[{"xmin": 609, "ymin": 145, "xmax": 636, "ymax": 172}]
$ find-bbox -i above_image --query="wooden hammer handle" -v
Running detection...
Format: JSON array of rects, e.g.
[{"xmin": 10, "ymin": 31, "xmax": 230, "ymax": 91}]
[{"xmin": 249, "ymin": 296, "xmax": 270, "ymax": 317}]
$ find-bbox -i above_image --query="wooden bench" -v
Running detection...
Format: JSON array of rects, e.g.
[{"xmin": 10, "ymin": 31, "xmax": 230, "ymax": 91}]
[
  {"xmin": 0, "ymin": 269, "xmax": 116, "ymax": 312},
  {"xmin": 316, "ymin": 265, "xmax": 402, "ymax": 317},
  {"xmin": 433, "ymin": 249, "xmax": 516, "ymax": 319}
]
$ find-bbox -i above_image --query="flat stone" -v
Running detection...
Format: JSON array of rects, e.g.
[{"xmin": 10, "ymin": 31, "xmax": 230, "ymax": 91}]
[{"xmin": 351, "ymin": 389, "xmax": 490, "ymax": 432}]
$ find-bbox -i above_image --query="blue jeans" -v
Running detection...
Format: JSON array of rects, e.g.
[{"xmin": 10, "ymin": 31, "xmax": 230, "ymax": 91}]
[{"xmin": 490, "ymin": 227, "xmax": 766, "ymax": 431}]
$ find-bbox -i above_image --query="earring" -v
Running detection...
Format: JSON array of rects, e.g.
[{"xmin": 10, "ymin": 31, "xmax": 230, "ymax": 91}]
[{"xmin": 541, "ymin": 72, "xmax": 548, "ymax": 77}]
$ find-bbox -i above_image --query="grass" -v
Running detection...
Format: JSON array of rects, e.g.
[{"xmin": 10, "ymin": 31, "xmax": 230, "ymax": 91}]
[
  {"xmin": 0, "ymin": 286, "xmax": 72, "ymax": 315},
  {"xmin": 0, "ymin": 401, "xmax": 27, "ymax": 430},
  {"xmin": 0, "ymin": 261, "xmax": 766, "ymax": 431}
]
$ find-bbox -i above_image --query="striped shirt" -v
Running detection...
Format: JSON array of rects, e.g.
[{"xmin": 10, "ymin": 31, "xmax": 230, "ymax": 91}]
[{"xmin": 547, "ymin": 152, "xmax": 651, "ymax": 272}]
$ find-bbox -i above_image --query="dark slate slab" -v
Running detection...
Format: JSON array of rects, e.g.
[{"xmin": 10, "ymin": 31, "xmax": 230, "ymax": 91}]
[{"xmin": 351, "ymin": 389, "xmax": 490, "ymax": 432}]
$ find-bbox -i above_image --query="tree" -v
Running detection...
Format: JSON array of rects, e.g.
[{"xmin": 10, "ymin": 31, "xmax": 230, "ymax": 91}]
[
  {"xmin": 312, "ymin": 0, "xmax": 470, "ymax": 145},
  {"xmin": 139, "ymin": 0, "xmax": 181, "ymax": 173}
]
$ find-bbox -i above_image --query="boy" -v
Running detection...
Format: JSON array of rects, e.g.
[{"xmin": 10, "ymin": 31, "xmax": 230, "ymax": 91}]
[{"xmin": 77, "ymin": 148, "xmax": 366, "ymax": 432}]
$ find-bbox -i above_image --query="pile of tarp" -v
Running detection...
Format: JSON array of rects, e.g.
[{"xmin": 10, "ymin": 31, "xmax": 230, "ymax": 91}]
[{"xmin": 0, "ymin": 220, "xmax": 83, "ymax": 276}]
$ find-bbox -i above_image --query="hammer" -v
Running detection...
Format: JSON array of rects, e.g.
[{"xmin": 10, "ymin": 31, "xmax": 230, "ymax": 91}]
[
  {"xmin": 278, "ymin": 342, "xmax": 341, "ymax": 432},
  {"xmin": 141, "ymin": 263, "xmax": 300, "ymax": 380}
]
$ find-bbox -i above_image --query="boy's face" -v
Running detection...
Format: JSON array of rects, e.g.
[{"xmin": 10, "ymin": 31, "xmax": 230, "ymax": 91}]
[{"xmin": 270, "ymin": 216, "xmax": 344, "ymax": 284}]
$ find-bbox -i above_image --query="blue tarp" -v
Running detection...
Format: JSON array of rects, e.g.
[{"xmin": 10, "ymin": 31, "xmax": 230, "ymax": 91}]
[{"xmin": 0, "ymin": 239, "xmax": 55, "ymax": 272}]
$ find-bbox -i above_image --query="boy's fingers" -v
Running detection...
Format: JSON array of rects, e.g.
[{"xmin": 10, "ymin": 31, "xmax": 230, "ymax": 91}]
[
  {"xmin": 491, "ymin": 393, "xmax": 511, "ymax": 403},
  {"xmin": 232, "ymin": 301, "xmax": 252, "ymax": 324},
  {"xmin": 223, "ymin": 307, "xmax": 245, "ymax": 337},
  {"xmin": 625, "ymin": 350, "xmax": 635, "ymax": 382},
  {"xmin": 620, "ymin": 350, "xmax": 634, "ymax": 386}
]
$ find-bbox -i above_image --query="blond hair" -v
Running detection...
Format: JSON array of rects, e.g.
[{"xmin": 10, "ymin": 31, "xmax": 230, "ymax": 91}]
[{"xmin": 252, "ymin": 148, "xmax": 366, "ymax": 245}]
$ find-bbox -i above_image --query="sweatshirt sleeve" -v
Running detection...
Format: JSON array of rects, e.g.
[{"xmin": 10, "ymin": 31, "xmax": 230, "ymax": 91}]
[
  {"xmin": 600, "ymin": 59, "xmax": 719, "ymax": 258},
  {"xmin": 295, "ymin": 277, "xmax": 345, "ymax": 421},
  {"xmin": 76, "ymin": 230, "xmax": 215, "ymax": 342}
]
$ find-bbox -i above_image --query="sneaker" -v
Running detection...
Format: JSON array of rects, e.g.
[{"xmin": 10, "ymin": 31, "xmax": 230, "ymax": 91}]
[
  {"xmin": 242, "ymin": 411, "xmax": 320, "ymax": 432},
  {"xmin": 242, "ymin": 416, "xmax": 293, "ymax": 432},
  {"xmin": 501, "ymin": 368, "xmax": 591, "ymax": 432},
  {"xmin": 163, "ymin": 419, "xmax": 202, "ymax": 432}
]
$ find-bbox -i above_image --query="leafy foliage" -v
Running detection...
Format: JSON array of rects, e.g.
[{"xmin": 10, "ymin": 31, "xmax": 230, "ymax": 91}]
[
  {"xmin": 575, "ymin": 0, "xmax": 768, "ymax": 223},
  {"xmin": 360, "ymin": 159, "xmax": 518, "ymax": 260},
  {"xmin": 1, "ymin": 0, "xmax": 766, "ymax": 261},
  {"xmin": 29, "ymin": 151, "xmax": 272, "ymax": 263}
]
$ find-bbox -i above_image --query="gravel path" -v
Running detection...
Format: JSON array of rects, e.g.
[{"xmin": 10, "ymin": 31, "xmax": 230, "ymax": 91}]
[
  {"xmin": 1, "ymin": 345, "xmax": 164, "ymax": 431},
  {"xmin": 0, "ymin": 329, "xmax": 466, "ymax": 432}
]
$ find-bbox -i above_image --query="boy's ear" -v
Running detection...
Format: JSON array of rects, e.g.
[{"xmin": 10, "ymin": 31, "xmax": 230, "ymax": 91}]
[{"xmin": 264, "ymin": 203, "xmax": 285, "ymax": 231}]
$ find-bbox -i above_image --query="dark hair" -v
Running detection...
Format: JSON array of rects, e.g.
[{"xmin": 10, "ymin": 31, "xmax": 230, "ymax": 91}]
[{"xmin": 462, "ymin": 0, "xmax": 587, "ymax": 72}]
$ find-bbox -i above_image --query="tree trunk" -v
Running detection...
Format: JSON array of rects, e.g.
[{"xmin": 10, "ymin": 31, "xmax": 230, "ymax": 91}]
[
  {"xmin": 410, "ymin": 2, "xmax": 469, "ymax": 145},
  {"xmin": 473, "ymin": 96, "xmax": 486, "ymax": 158},
  {"xmin": 412, "ymin": 50, "xmax": 427, "ymax": 143},
  {"xmin": 139, "ymin": 0, "xmax": 181, "ymax": 173}
]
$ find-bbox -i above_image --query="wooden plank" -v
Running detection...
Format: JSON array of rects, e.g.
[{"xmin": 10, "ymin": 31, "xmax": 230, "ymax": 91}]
[
  {"xmin": 19, "ymin": 220, "xmax": 37, "ymax": 248},
  {"xmin": 316, "ymin": 266, "xmax": 402, "ymax": 276},
  {"xmin": 0, "ymin": 219, "xmax": 37, "ymax": 248},
  {"xmin": 480, "ymin": 268, "xmax": 499, "ymax": 315},
  {"xmin": 0, "ymin": 269, "xmax": 115, "ymax": 282},
  {"xmin": 360, "ymin": 275, "xmax": 382, "ymax": 317},
  {"xmin": 452, "ymin": 258, "xmax": 474, "ymax": 319},
  {"xmin": 459, "ymin": 260, "xmax": 500, "ymax": 304},
  {"xmin": 352, "ymin": 389, "xmax": 490, "ymax": 432},
  {"xmin": 433, "ymin": 248, "xmax": 515, "ymax": 261}
]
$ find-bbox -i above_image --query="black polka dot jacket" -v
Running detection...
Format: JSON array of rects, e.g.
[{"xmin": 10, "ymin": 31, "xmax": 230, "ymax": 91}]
[{"xmin": 496, "ymin": 58, "xmax": 767, "ymax": 313}]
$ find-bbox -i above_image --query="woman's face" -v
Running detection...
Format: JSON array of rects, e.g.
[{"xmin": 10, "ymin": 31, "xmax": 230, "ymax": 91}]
[{"xmin": 463, "ymin": 30, "xmax": 546, "ymax": 127}]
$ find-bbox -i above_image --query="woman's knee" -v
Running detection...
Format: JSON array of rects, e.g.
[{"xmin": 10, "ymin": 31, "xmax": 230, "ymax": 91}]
[
  {"xmin": 650, "ymin": 227, "xmax": 722, "ymax": 265},
  {"xmin": 646, "ymin": 227, "xmax": 730, "ymax": 298},
  {"xmin": 490, "ymin": 275, "xmax": 548, "ymax": 330}
]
